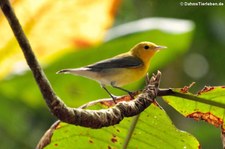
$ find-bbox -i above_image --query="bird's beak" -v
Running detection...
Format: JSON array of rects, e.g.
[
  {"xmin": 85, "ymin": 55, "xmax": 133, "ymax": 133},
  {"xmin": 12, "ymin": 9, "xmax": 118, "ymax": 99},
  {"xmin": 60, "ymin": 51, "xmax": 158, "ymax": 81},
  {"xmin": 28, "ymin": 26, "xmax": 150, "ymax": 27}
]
[{"xmin": 155, "ymin": 45, "xmax": 167, "ymax": 51}]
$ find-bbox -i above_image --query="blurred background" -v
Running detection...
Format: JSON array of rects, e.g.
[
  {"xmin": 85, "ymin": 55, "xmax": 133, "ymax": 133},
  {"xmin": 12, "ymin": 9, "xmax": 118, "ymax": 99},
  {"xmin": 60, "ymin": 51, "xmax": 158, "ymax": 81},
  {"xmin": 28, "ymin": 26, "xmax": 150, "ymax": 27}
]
[{"xmin": 0, "ymin": 0, "xmax": 225, "ymax": 148}]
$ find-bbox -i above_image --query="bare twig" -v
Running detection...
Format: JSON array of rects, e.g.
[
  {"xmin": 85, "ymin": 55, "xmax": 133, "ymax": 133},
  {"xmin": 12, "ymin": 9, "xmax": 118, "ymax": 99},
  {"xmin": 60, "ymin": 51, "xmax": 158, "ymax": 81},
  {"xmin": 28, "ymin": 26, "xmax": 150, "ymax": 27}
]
[{"xmin": 157, "ymin": 88, "xmax": 225, "ymax": 109}]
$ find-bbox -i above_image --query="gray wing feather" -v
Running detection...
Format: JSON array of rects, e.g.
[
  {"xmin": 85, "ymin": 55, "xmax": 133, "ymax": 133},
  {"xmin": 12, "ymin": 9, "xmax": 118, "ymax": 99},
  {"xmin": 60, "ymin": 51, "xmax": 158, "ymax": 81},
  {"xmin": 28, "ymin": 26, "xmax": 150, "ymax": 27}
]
[{"xmin": 86, "ymin": 56, "xmax": 143, "ymax": 72}]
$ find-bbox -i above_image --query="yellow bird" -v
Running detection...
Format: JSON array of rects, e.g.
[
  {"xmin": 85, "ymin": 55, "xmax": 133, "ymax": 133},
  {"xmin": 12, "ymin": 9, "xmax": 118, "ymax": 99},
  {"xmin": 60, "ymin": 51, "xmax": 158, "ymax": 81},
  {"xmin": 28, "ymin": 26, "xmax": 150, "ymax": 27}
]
[{"xmin": 57, "ymin": 41, "xmax": 166, "ymax": 102}]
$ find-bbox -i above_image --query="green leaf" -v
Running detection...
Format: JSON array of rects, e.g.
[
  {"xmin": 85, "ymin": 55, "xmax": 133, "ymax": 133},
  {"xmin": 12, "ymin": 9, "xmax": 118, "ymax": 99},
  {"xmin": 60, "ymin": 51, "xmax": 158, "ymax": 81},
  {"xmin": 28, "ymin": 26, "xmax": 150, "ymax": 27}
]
[
  {"xmin": 45, "ymin": 105, "xmax": 199, "ymax": 149},
  {"xmin": 162, "ymin": 86, "xmax": 225, "ymax": 130}
]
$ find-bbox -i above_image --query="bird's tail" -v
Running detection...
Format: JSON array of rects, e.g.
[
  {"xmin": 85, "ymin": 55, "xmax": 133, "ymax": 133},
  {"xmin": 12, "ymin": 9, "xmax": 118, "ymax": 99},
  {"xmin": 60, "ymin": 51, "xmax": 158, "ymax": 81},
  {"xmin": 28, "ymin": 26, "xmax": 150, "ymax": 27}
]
[
  {"xmin": 56, "ymin": 68, "xmax": 92, "ymax": 76},
  {"xmin": 56, "ymin": 69, "xmax": 72, "ymax": 74}
]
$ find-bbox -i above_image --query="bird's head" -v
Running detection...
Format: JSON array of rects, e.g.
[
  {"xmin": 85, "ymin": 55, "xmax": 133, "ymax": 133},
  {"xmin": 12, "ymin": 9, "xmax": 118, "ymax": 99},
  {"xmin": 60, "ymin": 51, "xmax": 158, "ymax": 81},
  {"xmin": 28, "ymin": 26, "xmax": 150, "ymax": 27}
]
[{"xmin": 130, "ymin": 41, "xmax": 166, "ymax": 64}]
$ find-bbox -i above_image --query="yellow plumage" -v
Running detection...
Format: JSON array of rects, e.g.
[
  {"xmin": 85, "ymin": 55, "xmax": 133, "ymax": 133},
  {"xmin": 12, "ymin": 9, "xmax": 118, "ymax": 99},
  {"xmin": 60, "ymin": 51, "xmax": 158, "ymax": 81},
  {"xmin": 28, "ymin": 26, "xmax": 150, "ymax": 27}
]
[{"xmin": 57, "ymin": 41, "xmax": 166, "ymax": 102}]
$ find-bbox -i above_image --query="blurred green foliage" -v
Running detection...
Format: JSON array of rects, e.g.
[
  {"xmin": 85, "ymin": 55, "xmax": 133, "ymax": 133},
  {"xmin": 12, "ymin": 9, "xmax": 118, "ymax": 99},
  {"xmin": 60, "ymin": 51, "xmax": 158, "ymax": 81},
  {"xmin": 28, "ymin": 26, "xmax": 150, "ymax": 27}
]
[
  {"xmin": 0, "ymin": 0, "xmax": 225, "ymax": 149},
  {"xmin": 117, "ymin": 0, "xmax": 225, "ymax": 85}
]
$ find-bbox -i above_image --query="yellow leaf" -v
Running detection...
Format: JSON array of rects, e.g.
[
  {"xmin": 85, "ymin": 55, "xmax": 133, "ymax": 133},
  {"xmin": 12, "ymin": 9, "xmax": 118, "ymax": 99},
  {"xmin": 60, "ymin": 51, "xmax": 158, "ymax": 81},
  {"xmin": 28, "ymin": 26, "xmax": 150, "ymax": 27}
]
[{"xmin": 0, "ymin": 0, "xmax": 120, "ymax": 79}]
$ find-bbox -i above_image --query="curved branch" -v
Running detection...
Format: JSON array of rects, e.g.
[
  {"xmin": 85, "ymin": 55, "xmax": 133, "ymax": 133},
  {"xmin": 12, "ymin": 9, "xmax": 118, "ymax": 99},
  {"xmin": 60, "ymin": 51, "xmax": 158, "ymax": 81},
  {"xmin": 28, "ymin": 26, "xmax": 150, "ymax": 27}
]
[
  {"xmin": 2, "ymin": 0, "xmax": 224, "ymax": 131},
  {"xmin": 0, "ymin": 0, "xmax": 160, "ymax": 129},
  {"xmin": 0, "ymin": 0, "xmax": 57, "ymax": 110}
]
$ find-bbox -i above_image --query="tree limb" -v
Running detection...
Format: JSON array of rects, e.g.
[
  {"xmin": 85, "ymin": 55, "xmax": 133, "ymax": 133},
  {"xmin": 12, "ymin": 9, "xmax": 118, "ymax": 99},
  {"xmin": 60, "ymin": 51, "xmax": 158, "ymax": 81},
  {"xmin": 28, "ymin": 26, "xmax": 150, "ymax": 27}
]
[{"xmin": 0, "ymin": 0, "xmax": 160, "ymax": 129}]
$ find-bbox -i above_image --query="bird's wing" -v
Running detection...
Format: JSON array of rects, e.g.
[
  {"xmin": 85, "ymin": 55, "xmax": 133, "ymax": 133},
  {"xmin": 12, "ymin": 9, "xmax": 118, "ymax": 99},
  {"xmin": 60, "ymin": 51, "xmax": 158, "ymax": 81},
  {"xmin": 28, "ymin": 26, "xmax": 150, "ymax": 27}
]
[{"xmin": 86, "ymin": 56, "xmax": 143, "ymax": 72}]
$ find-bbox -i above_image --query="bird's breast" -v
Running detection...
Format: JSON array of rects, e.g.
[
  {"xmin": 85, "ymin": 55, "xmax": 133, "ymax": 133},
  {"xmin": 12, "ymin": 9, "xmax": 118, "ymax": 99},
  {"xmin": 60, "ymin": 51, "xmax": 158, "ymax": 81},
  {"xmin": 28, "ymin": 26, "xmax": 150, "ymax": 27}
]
[{"xmin": 98, "ymin": 66, "xmax": 148, "ymax": 87}]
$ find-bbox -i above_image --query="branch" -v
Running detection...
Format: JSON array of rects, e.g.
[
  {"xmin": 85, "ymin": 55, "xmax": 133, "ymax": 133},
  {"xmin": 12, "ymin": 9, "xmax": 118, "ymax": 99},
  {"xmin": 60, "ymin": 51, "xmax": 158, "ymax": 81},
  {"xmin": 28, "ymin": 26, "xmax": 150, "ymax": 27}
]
[
  {"xmin": 79, "ymin": 87, "xmax": 225, "ymax": 110},
  {"xmin": 2, "ymin": 0, "xmax": 224, "ymax": 131},
  {"xmin": 157, "ymin": 88, "xmax": 225, "ymax": 109},
  {"xmin": 78, "ymin": 90, "xmax": 141, "ymax": 109},
  {"xmin": 0, "ymin": 0, "xmax": 160, "ymax": 128},
  {"xmin": 0, "ymin": 0, "xmax": 57, "ymax": 109}
]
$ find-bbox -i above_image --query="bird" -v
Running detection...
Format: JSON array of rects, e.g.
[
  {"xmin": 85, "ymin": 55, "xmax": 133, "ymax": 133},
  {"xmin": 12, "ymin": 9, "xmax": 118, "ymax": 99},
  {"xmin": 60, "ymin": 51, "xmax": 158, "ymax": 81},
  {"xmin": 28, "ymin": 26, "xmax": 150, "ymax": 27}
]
[{"xmin": 57, "ymin": 41, "xmax": 166, "ymax": 103}]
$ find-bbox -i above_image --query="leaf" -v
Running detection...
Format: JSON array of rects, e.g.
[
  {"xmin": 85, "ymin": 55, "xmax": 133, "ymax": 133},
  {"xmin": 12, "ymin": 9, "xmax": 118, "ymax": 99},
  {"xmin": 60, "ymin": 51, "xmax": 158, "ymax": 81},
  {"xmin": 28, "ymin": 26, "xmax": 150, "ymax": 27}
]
[
  {"xmin": 0, "ymin": 93, "xmax": 55, "ymax": 148},
  {"xmin": 162, "ymin": 86, "xmax": 225, "ymax": 131},
  {"xmin": 0, "ymin": 0, "xmax": 120, "ymax": 79},
  {"xmin": 43, "ymin": 105, "xmax": 199, "ymax": 149}
]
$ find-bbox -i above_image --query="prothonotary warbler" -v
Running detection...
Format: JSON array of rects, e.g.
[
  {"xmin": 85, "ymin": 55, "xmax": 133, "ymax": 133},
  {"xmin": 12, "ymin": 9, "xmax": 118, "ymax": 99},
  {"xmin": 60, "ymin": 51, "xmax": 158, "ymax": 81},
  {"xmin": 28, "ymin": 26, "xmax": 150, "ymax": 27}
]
[{"xmin": 57, "ymin": 41, "xmax": 166, "ymax": 103}]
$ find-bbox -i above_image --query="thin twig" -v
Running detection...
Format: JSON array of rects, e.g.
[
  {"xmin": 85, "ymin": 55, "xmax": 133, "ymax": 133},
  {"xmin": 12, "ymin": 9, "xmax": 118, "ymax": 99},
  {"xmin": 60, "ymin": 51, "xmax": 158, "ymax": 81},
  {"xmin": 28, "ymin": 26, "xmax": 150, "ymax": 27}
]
[
  {"xmin": 157, "ymin": 88, "xmax": 225, "ymax": 109},
  {"xmin": 123, "ymin": 115, "xmax": 140, "ymax": 149},
  {"xmin": 80, "ymin": 88, "xmax": 225, "ymax": 110}
]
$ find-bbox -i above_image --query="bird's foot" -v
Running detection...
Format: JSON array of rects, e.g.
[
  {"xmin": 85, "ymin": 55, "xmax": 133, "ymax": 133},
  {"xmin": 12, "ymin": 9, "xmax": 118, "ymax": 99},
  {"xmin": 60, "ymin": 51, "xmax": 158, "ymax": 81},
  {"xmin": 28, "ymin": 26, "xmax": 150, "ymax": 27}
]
[
  {"xmin": 152, "ymin": 99, "xmax": 164, "ymax": 110},
  {"xmin": 110, "ymin": 94, "xmax": 119, "ymax": 104},
  {"xmin": 128, "ymin": 91, "xmax": 135, "ymax": 99}
]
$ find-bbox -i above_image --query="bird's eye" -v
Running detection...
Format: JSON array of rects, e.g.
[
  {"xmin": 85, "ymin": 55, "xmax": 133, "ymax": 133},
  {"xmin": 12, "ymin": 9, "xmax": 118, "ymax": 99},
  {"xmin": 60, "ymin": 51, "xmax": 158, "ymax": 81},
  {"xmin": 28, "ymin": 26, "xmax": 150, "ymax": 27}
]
[{"xmin": 144, "ymin": 45, "xmax": 149, "ymax": 50}]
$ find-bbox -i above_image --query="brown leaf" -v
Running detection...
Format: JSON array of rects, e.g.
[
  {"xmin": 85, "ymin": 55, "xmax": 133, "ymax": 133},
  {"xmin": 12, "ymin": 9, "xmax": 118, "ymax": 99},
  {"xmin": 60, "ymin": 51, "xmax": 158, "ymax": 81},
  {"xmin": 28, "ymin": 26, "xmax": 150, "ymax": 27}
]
[
  {"xmin": 36, "ymin": 121, "xmax": 60, "ymax": 149},
  {"xmin": 197, "ymin": 86, "xmax": 215, "ymax": 95},
  {"xmin": 187, "ymin": 112, "xmax": 224, "ymax": 131},
  {"xmin": 180, "ymin": 82, "xmax": 195, "ymax": 93}
]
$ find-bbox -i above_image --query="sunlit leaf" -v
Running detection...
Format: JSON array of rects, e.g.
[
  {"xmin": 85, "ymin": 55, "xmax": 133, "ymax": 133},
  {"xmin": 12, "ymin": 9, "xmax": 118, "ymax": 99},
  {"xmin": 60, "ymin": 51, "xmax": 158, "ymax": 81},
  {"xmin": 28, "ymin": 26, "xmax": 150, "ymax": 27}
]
[
  {"xmin": 44, "ymin": 105, "xmax": 199, "ymax": 149},
  {"xmin": 162, "ymin": 86, "xmax": 225, "ymax": 131},
  {"xmin": 0, "ymin": 0, "xmax": 120, "ymax": 79}
]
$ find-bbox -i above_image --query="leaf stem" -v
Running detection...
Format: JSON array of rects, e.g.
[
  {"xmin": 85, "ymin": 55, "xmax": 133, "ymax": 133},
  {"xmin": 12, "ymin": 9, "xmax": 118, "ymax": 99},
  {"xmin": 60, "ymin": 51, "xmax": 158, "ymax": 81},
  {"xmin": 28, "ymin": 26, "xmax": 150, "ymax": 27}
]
[
  {"xmin": 158, "ymin": 88, "xmax": 225, "ymax": 109},
  {"xmin": 123, "ymin": 115, "xmax": 140, "ymax": 149}
]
